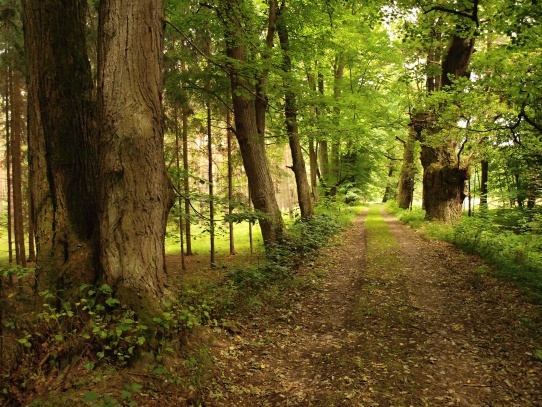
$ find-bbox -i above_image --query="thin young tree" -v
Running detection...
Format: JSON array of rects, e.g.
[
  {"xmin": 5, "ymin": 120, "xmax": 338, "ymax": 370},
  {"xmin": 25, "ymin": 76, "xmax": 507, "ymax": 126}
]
[
  {"xmin": 277, "ymin": 0, "xmax": 313, "ymax": 220},
  {"xmin": 226, "ymin": 110, "xmax": 236, "ymax": 255}
]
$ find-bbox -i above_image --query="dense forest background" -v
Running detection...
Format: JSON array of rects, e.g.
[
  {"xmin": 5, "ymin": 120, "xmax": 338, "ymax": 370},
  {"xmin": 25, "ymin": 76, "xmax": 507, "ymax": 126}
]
[
  {"xmin": 0, "ymin": 0, "xmax": 540, "ymax": 265},
  {"xmin": 0, "ymin": 0, "xmax": 541, "ymax": 404}
]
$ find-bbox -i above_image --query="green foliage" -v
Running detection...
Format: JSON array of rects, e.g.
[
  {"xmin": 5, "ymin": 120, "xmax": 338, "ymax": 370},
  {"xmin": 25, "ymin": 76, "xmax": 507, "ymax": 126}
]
[
  {"xmin": 446, "ymin": 210, "xmax": 542, "ymax": 303},
  {"xmin": 82, "ymin": 382, "xmax": 142, "ymax": 407},
  {"xmin": 228, "ymin": 204, "xmax": 355, "ymax": 289},
  {"xmin": 385, "ymin": 201, "xmax": 427, "ymax": 228}
]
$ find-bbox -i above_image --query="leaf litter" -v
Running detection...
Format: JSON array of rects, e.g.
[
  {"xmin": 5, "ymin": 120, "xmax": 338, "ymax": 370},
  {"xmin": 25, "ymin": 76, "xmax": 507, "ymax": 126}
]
[{"xmin": 199, "ymin": 208, "xmax": 542, "ymax": 406}]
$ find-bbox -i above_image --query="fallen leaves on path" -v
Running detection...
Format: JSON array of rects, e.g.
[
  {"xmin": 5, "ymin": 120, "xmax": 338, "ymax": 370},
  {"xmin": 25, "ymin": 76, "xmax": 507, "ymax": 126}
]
[{"xmin": 197, "ymin": 209, "xmax": 542, "ymax": 406}]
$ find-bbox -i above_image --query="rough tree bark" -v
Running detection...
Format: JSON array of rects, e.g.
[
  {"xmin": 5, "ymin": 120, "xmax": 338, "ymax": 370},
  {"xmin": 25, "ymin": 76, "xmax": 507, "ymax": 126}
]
[
  {"xmin": 97, "ymin": 0, "xmax": 174, "ymax": 306},
  {"xmin": 277, "ymin": 0, "xmax": 313, "ymax": 220},
  {"xmin": 413, "ymin": 112, "xmax": 470, "ymax": 221},
  {"xmin": 23, "ymin": 0, "xmax": 98, "ymax": 295}
]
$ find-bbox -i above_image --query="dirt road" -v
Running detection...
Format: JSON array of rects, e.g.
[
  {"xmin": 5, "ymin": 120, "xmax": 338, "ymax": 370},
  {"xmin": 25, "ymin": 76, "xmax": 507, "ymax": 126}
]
[{"xmin": 201, "ymin": 208, "xmax": 542, "ymax": 406}]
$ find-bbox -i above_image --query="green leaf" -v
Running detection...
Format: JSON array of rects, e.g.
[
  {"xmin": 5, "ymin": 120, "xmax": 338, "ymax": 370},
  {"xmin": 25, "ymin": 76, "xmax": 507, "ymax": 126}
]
[
  {"xmin": 83, "ymin": 362, "xmax": 95, "ymax": 371},
  {"xmin": 17, "ymin": 338, "xmax": 31, "ymax": 348},
  {"xmin": 100, "ymin": 284, "xmax": 113, "ymax": 293},
  {"xmin": 84, "ymin": 391, "xmax": 100, "ymax": 402},
  {"xmin": 105, "ymin": 297, "xmax": 120, "ymax": 307},
  {"xmin": 130, "ymin": 382, "xmax": 143, "ymax": 392},
  {"xmin": 54, "ymin": 334, "xmax": 64, "ymax": 342},
  {"xmin": 137, "ymin": 336, "xmax": 145, "ymax": 345},
  {"xmin": 535, "ymin": 349, "xmax": 542, "ymax": 361},
  {"xmin": 121, "ymin": 390, "xmax": 132, "ymax": 400}
]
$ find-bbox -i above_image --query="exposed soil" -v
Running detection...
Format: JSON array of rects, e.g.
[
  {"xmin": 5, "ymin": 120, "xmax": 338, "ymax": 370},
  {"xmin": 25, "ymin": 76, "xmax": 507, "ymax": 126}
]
[{"xmin": 196, "ymin": 209, "xmax": 542, "ymax": 406}]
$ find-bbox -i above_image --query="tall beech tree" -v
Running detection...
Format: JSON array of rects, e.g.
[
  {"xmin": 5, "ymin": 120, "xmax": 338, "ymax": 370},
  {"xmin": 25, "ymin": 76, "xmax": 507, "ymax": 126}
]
[
  {"xmin": 97, "ymin": 0, "xmax": 174, "ymax": 303},
  {"xmin": 23, "ymin": 0, "xmax": 173, "ymax": 309},
  {"xmin": 216, "ymin": 0, "xmax": 284, "ymax": 247}
]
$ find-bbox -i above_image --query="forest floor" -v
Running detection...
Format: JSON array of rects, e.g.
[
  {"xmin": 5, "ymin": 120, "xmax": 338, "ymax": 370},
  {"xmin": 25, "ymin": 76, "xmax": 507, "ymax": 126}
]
[
  {"xmin": 181, "ymin": 207, "xmax": 542, "ymax": 406},
  {"xmin": 12, "ymin": 207, "xmax": 542, "ymax": 406}
]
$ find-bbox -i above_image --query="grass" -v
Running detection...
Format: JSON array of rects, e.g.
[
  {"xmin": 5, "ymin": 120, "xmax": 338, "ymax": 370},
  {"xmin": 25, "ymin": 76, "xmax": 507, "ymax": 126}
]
[
  {"xmin": 165, "ymin": 220, "xmax": 264, "ymax": 258},
  {"xmin": 386, "ymin": 201, "xmax": 542, "ymax": 305},
  {"xmin": 355, "ymin": 205, "xmax": 407, "ymax": 318}
]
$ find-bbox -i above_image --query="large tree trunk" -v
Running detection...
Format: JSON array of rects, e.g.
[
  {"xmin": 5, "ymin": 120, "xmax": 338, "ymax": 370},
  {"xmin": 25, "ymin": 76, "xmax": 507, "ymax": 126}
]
[
  {"xmin": 97, "ymin": 0, "xmax": 174, "ymax": 306},
  {"xmin": 413, "ymin": 113, "xmax": 470, "ymax": 221},
  {"xmin": 421, "ymin": 147, "xmax": 469, "ymax": 220},
  {"xmin": 277, "ymin": 1, "xmax": 313, "ymax": 220},
  {"xmin": 219, "ymin": 0, "xmax": 284, "ymax": 247},
  {"xmin": 417, "ymin": 33, "xmax": 475, "ymax": 222},
  {"xmin": 397, "ymin": 135, "xmax": 417, "ymax": 209},
  {"xmin": 23, "ymin": 0, "xmax": 98, "ymax": 296}
]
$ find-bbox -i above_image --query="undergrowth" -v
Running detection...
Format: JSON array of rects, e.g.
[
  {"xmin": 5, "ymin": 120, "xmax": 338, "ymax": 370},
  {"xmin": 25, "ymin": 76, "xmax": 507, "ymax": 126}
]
[
  {"xmin": 1, "ymin": 203, "xmax": 360, "ymax": 406},
  {"xmin": 386, "ymin": 201, "xmax": 542, "ymax": 305}
]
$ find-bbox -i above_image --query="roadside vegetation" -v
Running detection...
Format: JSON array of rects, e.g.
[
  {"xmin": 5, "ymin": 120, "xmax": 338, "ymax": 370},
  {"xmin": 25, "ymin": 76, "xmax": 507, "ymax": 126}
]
[{"xmin": 0, "ymin": 202, "xmax": 361, "ymax": 406}]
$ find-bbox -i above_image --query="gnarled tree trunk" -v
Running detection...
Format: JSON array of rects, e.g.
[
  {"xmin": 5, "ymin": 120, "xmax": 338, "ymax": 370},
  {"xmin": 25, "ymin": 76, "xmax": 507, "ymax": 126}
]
[
  {"xmin": 413, "ymin": 113, "xmax": 470, "ymax": 221},
  {"xmin": 23, "ymin": 0, "xmax": 97, "ymax": 296},
  {"xmin": 417, "ymin": 33, "xmax": 475, "ymax": 222}
]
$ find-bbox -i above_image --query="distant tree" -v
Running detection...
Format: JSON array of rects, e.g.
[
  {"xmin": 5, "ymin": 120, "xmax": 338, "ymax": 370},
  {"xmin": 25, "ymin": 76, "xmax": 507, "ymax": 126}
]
[{"xmin": 276, "ymin": 0, "xmax": 313, "ymax": 219}]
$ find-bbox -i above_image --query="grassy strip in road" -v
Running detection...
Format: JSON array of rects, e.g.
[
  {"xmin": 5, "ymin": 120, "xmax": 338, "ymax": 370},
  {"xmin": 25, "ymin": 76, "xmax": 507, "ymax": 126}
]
[
  {"xmin": 364, "ymin": 205, "xmax": 402, "ymax": 276},
  {"xmin": 354, "ymin": 205, "xmax": 409, "ymax": 322}
]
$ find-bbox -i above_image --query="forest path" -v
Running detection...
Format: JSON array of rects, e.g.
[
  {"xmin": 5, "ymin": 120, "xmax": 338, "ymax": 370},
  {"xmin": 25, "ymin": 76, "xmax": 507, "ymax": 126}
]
[{"xmin": 201, "ymin": 207, "xmax": 542, "ymax": 406}]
